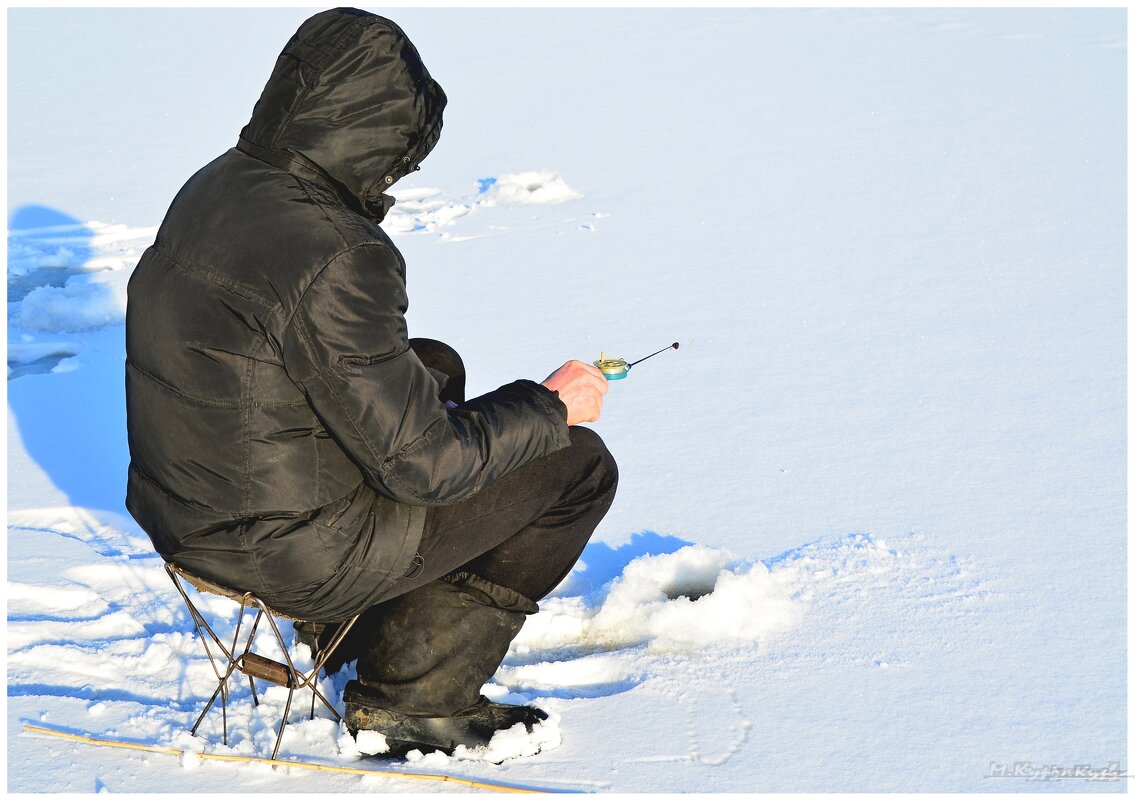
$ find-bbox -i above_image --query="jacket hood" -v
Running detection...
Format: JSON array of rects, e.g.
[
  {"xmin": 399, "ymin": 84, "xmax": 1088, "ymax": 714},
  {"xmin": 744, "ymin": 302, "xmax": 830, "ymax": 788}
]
[{"xmin": 238, "ymin": 8, "xmax": 446, "ymax": 221}]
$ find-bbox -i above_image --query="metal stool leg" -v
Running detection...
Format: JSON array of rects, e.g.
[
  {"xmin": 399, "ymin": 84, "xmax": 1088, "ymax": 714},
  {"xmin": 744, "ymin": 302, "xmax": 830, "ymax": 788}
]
[{"xmin": 165, "ymin": 562, "xmax": 361, "ymax": 759}]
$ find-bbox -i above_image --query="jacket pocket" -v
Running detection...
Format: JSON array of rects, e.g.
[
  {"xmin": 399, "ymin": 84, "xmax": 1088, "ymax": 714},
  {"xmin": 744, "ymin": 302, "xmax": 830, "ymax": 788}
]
[
  {"xmin": 314, "ymin": 485, "xmax": 359, "ymax": 530},
  {"xmin": 337, "ymin": 351, "xmax": 400, "ymax": 368}
]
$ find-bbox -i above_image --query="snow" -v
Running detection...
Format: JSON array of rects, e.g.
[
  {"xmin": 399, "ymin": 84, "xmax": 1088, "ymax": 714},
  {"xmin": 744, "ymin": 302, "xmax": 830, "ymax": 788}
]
[
  {"xmin": 480, "ymin": 171, "xmax": 583, "ymax": 206},
  {"xmin": 6, "ymin": 6, "xmax": 1126, "ymax": 795}
]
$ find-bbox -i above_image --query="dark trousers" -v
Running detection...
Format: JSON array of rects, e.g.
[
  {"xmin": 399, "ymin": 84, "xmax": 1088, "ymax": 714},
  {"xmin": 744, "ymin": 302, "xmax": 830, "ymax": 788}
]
[
  {"xmin": 318, "ymin": 339, "xmax": 617, "ymax": 674},
  {"xmin": 375, "ymin": 339, "xmax": 618, "ymax": 604}
]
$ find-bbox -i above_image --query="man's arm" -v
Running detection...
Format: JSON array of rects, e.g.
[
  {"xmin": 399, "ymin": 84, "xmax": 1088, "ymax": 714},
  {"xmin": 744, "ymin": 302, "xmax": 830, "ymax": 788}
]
[{"xmin": 282, "ymin": 244, "xmax": 574, "ymax": 505}]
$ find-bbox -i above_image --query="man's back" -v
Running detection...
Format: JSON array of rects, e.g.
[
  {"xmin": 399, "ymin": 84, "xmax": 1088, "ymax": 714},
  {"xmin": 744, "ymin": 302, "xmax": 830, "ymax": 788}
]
[{"xmin": 125, "ymin": 148, "xmax": 386, "ymax": 549}]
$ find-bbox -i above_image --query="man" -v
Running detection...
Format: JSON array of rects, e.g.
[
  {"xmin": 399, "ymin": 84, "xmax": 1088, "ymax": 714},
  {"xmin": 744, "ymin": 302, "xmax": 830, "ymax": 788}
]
[{"xmin": 125, "ymin": 8, "xmax": 616, "ymax": 756}]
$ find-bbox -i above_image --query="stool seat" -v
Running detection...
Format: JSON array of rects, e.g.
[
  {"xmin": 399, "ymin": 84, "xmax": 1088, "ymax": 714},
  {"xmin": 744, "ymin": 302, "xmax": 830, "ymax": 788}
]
[{"xmin": 164, "ymin": 562, "xmax": 360, "ymax": 759}]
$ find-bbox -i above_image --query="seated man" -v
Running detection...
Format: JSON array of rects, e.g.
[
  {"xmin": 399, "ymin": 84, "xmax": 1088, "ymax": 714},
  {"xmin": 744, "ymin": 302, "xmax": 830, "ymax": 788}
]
[{"xmin": 125, "ymin": 7, "xmax": 616, "ymax": 756}]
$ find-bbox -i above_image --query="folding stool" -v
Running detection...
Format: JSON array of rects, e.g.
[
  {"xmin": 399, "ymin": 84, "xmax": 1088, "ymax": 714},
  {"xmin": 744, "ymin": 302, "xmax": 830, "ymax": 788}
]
[{"xmin": 164, "ymin": 562, "xmax": 360, "ymax": 759}]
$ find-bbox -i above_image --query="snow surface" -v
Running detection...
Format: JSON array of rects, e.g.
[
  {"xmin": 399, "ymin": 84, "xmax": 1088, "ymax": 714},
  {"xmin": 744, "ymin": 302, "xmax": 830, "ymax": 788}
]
[{"xmin": 6, "ymin": 6, "xmax": 1127, "ymax": 794}]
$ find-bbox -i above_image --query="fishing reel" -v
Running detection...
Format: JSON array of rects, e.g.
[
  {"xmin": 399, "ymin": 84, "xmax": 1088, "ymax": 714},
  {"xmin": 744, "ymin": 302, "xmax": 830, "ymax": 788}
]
[
  {"xmin": 594, "ymin": 353, "xmax": 631, "ymax": 380},
  {"xmin": 594, "ymin": 342, "xmax": 678, "ymax": 380}
]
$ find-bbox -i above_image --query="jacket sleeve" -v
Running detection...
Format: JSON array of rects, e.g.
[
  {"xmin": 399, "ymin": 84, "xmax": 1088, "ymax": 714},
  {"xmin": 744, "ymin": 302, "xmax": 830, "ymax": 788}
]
[{"xmin": 281, "ymin": 243, "xmax": 572, "ymax": 506}]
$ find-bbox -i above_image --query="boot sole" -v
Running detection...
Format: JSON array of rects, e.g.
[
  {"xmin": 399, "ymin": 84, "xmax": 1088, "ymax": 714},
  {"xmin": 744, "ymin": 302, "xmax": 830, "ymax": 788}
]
[
  {"xmin": 356, "ymin": 737, "xmax": 545, "ymax": 763},
  {"xmin": 356, "ymin": 738, "xmax": 455, "ymax": 759},
  {"xmin": 346, "ymin": 711, "xmax": 483, "ymax": 755}
]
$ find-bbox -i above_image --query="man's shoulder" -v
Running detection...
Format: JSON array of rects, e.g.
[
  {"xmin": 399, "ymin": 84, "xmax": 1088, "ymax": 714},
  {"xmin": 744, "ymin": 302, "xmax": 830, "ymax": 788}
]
[{"xmin": 152, "ymin": 150, "xmax": 401, "ymax": 300}]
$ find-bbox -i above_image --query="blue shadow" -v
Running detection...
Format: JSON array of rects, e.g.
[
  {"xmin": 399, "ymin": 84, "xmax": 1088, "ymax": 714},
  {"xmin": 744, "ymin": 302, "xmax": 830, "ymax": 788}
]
[
  {"xmin": 8, "ymin": 205, "xmax": 96, "ymax": 303},
  {"xmin": 558, "ymin": 530, "xmax": 695, "ymax": 597},
  {"xmin": 7, "ymin": 204, "xmax": 129, "ymax": 518}
]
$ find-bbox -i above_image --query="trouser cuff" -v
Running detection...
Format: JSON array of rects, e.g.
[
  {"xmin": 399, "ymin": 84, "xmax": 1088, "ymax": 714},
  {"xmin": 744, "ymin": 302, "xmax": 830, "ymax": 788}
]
[{"xmin": 442, "ymin": 571, "xmax": 540, "ymax": 615}]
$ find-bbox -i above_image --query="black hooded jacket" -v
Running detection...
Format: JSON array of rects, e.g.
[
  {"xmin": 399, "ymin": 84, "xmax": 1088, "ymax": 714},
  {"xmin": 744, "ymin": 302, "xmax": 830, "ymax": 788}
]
[{"xmin": 125, "ymin": 8, "xmax": 571, "ymax": 620}]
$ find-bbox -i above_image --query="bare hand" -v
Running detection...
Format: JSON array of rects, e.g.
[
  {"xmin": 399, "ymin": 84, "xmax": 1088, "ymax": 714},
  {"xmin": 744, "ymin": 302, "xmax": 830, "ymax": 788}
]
[{"xmin": 541, "ymin": 360, "xmax": 608, "ymax": 425}]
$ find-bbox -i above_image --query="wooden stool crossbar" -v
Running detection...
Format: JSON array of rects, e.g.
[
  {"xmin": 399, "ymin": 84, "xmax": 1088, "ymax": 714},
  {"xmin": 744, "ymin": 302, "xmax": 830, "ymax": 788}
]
[{"xmin": 164, "ymin": 562, "xmax": 360, "ymax": 759}]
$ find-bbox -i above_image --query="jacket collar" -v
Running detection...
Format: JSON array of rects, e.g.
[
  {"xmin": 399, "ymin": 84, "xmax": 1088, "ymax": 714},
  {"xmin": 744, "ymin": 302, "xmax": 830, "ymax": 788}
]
[{"xmin": 236, "ymin": 136, "xmax": 396, "ymax": 223}]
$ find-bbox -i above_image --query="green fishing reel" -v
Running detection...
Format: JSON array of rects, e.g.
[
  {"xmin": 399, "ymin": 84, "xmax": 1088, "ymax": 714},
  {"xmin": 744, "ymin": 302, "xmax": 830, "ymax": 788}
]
[
  {"xmin": 594, "ymin": 353, "xmax": 630, "ymax": 380},
  {"xmin": 594, "ymin": 342, "xmax": 678, "ymax": 380}
]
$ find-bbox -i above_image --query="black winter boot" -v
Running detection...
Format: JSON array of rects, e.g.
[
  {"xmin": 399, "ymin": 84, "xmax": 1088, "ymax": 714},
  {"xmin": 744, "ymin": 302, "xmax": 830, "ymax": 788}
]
[
  {"xmin": 345, "ymin": 687, "xmax": 547, "ymax": 757},
  {"xmin": 344, "ymin": 572, "xmax": 547, "ymax": 755}
]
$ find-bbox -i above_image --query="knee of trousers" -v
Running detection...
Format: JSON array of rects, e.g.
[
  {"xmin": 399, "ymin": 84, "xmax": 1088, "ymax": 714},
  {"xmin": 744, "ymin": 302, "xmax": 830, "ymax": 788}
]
[
  {"xmin": 409, "ymin": 337, "xmax": 466, "ymax": 404},
  {"xmin": 566, "ymin": 425, "xmax": 619, "ymax": 498},
  {"xmin": 409, "ymin": 338, "xmax": 464, "ymax": 377}
]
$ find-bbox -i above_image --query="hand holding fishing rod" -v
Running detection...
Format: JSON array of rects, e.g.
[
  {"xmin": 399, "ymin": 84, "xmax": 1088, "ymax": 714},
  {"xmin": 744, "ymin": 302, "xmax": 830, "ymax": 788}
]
[
  {"xmin": 594, "ymin": 342, "xmax": 679, "ymax": 380},
  {"xmin": 542, "ymin": 360, "xmax": 608, "ymax": 425},
  {"xmin": 542, "ymin": 342, "xmax": 679, "ymax": 425}
]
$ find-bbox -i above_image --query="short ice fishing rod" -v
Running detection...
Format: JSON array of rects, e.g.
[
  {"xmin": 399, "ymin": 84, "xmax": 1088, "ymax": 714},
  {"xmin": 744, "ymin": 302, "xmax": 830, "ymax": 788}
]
[{"xmin": 594, "ymin": 342, "xmax": 679, "ymax": 380}]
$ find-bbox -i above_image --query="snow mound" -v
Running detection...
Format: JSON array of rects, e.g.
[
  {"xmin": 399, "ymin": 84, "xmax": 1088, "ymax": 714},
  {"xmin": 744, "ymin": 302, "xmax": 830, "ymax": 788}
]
[
  {"xmin": 501, "ymin": 533, "xmax": 957, "ymax": 700},
  {"xmin": 383, "ymin": 170, "xmax": 585, "ymax": 236},
  {"xmin": 383, "ymin": 186, "xmax": 472, "ymax": 234},
  {"xmin": 517, "ymin": 545, "xmax": 801, "ymax": 652},
  {"xmin": 7, "ymin": 223, "xmax": 154, "ymax": 335},
  {"xmin": 7, "ymin": 341, "xmax": 78, "ymax": 365},
  {"xmin": 13, "ymin": 274, "xmax": 128, "ymax": 332},
  {"xmin": 347, "ymin": 729, "xmax": 390, "ymax": 757},
  {"xmin": 518, "ymin": 539, "xmax": 893, "ymax": 655},
  {"xmin": 482, "ymin": 170, "xmax": 582, "ymax": 205}
]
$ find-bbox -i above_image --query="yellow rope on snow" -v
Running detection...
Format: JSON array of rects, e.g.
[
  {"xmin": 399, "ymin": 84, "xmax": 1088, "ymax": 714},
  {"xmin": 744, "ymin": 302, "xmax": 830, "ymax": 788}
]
[{"xmin": 22, "ymin": 724, "xmax": 548, "ymax": 793}]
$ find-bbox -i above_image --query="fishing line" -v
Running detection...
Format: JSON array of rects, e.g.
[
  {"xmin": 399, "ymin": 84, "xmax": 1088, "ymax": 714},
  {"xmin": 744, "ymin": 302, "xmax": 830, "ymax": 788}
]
[{"xmin": 594, "ymin": 341, "xmax": 679, "ymax": 380}]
